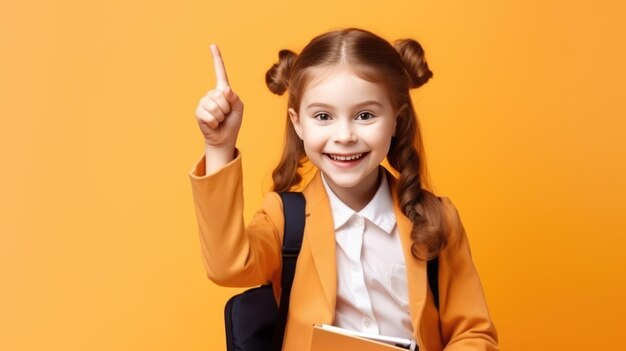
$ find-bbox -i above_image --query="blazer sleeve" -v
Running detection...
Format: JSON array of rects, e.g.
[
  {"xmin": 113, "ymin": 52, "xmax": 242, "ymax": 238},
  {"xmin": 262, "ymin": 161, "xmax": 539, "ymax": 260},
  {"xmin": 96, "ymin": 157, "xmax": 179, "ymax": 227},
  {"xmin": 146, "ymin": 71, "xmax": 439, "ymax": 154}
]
[
  {"xmin": 438, "ymin": 197, "xmax": 499, "ymax": 351},
  {"xmin": 188, "ymin": 149, "xmax": 285, "ymax": 287}
]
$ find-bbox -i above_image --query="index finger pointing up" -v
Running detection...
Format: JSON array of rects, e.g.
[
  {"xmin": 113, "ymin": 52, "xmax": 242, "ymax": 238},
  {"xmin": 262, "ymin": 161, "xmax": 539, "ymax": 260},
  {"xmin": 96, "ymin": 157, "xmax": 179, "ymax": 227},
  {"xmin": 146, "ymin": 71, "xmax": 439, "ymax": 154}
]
[{"xmin": 210, "ymin": 44, "xmax": 230, "ymax": 90}]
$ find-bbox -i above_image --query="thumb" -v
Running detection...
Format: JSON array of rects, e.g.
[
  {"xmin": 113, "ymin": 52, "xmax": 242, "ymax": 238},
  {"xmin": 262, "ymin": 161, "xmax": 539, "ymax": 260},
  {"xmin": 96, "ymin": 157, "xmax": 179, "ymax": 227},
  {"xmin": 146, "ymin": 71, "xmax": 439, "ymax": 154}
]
[
  {"xmin": 223, "ymin": 86, "xmax": 239, "ymax": 104},
  {"xmin": 223, "ymin": 86, "xmax": 244, "ymax": 114}
]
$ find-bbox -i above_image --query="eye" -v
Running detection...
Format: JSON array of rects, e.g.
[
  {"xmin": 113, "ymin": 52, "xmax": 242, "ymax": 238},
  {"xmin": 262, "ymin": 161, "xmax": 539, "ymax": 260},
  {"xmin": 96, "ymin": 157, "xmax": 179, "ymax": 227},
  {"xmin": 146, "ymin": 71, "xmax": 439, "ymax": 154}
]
[
  {"xmin": 356, "ymin": 111, "xmax": 375, "ymax": 120},
  {"xmin": 314, "ymin": 112, "xmax": 331, "ymax": 121}
]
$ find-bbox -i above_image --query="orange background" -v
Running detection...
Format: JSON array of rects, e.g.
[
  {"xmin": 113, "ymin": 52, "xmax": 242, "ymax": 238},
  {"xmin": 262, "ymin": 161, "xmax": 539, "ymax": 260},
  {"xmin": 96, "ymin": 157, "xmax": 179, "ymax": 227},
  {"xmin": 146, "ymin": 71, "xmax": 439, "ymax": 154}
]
[{"xmin": 1, "ymin": 0, "xmax": 625, "ymax": 350}]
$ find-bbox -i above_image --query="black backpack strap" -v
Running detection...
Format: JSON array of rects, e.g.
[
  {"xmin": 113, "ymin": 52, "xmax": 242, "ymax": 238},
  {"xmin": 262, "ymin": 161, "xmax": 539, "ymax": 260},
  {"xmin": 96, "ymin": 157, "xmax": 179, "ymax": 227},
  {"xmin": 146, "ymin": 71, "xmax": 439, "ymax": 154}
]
[
  {"xmin": 428, "ymin": 196, "xmax": 443, "ymax": 311},
  {"xmin": 427, "ymin": 257, "xmax": 440, "ymax": 310},
  {"xmin": 271, "ymin": 192, "xmax": 306, "ymax": 351}
]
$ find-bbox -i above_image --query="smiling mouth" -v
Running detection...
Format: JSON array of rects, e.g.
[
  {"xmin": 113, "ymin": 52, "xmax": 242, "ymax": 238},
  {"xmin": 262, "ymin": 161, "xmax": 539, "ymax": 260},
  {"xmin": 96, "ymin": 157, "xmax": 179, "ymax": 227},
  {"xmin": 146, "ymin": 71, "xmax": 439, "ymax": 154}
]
[{"xmin": 325, "ymin": 152, "xmax": 368, "ymax": 161}]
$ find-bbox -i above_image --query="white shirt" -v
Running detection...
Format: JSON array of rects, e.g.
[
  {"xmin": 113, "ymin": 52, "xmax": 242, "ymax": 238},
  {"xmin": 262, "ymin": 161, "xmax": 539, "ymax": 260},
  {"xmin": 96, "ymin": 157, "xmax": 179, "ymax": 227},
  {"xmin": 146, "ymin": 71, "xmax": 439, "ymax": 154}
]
[{"xmin": 321, "ymin": 169, "xmax": 414, "ymax": 340}]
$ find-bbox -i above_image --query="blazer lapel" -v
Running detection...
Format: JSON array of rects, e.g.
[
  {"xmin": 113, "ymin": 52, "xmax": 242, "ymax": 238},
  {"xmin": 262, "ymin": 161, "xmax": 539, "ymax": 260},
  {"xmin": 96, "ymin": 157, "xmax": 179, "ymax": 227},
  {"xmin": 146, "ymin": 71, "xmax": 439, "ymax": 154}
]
[
  {"xmin": 302, "ymin": 171, "xmax": 338, "ymax": 316},
  {"xmin": 387, "ymin": 169, "xmax": 427, "ymax": 338},
  {"xmin": 301, "ymin": 168, "xmax": 427, "ymax": 335}
]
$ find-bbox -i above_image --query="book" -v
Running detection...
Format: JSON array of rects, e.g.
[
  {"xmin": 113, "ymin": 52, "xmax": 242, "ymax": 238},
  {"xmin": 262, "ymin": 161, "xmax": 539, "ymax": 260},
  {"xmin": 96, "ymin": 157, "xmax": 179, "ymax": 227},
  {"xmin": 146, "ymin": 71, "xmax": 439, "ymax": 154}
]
[{"xmin": 310, "ymin": 324, "xmax": 417, "ymax": 351}]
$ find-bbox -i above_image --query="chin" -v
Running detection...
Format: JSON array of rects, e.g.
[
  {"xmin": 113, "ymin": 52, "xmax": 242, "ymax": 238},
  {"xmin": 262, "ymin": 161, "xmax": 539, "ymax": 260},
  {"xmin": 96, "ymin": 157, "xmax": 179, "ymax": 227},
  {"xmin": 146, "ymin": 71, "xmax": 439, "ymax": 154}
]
[{"xmin": 322, "ymin": 172, "xmax": 368, "ymax": 189}]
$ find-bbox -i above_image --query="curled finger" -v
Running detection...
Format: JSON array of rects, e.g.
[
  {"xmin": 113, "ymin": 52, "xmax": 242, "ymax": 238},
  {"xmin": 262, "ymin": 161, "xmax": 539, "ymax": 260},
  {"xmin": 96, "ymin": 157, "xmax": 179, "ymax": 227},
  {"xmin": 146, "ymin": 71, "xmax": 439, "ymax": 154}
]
[
  {"xmin": 196, "ymin": 105, "xmax": 220, "ymax": 129},
  {"xmin": 200, "ymin": 96, "xmax": 226, "ymax": 123},
  {"xmin": 207, "ymin": 89, "xmax": 232, "ymax": 116}
]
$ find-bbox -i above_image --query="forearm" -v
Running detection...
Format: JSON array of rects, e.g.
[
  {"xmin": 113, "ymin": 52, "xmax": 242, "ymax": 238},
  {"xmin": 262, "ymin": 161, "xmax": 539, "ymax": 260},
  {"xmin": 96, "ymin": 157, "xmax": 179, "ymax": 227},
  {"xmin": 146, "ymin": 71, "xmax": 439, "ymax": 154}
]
[{"xmin": 189, "ymin": 150, "xmax": 282, "ymax": 287}]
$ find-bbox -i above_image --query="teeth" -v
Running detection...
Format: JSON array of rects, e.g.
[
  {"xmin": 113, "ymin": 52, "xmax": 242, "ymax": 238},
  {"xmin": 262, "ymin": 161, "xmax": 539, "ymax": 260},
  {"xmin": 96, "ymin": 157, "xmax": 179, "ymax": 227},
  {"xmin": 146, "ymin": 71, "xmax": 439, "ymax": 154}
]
[{"xmin": 329, "ymin": 153, "xmax": 364, "ymax": 161}]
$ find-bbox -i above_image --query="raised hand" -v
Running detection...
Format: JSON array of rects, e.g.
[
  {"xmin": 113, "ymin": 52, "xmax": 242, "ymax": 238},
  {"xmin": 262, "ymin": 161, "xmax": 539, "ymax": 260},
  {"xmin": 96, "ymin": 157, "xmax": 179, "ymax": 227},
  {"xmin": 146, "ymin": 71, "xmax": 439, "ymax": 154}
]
[{"xmin": 195, "ymin": 44, "xmax": 244, "ymax": 152}]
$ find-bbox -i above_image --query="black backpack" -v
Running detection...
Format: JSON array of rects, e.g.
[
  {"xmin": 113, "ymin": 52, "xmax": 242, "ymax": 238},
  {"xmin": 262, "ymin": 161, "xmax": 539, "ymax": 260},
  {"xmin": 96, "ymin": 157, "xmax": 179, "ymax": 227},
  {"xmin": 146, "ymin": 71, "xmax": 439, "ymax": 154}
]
[{"xmin": 223, "ymin": 192, "xmax": 440, "ymax": 351}]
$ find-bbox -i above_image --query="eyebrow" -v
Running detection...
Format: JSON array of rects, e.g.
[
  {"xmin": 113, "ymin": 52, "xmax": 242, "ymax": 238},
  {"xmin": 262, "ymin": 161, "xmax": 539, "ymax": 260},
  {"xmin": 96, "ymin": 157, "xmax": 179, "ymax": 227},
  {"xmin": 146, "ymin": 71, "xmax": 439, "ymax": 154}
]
[{"xmin": 305, "ymin": 100, "xmax": 384, "ymax": 110}]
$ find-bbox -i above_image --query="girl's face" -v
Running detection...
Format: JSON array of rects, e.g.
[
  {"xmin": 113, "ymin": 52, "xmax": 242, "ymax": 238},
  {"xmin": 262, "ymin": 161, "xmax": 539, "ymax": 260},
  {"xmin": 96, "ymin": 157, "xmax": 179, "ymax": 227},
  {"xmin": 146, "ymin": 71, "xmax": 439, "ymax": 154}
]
[{"xmin": 289, "ymin": 64, "xmax": 397, "ymax": 205}]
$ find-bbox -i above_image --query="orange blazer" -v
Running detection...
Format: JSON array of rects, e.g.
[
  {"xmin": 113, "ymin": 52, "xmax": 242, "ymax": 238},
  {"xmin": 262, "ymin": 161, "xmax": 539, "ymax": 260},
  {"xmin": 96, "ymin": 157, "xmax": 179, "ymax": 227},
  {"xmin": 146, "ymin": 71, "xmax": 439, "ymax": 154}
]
[{"xmin": 189, "ymin": 151, "xmax": 499, "ymax": 351}]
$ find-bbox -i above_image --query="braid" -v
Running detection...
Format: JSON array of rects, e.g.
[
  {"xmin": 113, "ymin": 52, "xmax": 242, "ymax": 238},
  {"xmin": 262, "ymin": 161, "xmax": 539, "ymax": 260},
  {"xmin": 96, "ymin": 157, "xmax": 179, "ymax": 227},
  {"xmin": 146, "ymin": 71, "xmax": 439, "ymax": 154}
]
[{"xmin": 389, "ymin": 110, "xmax": 447, "ymax": 260}]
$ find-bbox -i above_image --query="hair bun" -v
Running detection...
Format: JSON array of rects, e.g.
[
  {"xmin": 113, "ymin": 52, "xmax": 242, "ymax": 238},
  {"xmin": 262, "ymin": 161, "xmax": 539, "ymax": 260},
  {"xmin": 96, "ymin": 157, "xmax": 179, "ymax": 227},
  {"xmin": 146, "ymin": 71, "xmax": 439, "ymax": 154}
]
[
  {"xmin": 393, "ymin": 39, "xmax": 433, "ymax": 89},
  {"xmin": 265, "ymin": 49, "xmax": 297, "ymax": 95}
]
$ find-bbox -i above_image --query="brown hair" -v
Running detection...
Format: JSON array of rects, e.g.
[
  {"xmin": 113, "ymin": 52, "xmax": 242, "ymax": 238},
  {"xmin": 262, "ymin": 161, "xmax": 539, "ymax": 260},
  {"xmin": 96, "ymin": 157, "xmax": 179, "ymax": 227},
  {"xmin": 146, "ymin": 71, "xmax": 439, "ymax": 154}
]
[{"xmin": 265, "ymin": 28, "xmax": 447, "ymax": 260}]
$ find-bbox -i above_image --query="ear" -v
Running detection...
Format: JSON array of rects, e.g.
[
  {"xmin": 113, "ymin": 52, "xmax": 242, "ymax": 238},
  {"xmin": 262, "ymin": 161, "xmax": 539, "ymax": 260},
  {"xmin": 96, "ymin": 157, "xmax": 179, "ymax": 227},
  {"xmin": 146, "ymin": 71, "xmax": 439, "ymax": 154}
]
[{"xmin": 288, "ymin": 107, "xmax": 303, "ymax": 140}]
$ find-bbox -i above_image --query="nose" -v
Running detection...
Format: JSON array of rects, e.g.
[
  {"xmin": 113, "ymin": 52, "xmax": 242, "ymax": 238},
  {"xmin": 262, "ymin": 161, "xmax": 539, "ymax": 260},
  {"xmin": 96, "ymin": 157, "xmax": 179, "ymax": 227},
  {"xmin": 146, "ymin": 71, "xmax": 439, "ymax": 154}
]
[{"xmin": 332, "ymin": 120, "xmax": 357, "ymax": 143}]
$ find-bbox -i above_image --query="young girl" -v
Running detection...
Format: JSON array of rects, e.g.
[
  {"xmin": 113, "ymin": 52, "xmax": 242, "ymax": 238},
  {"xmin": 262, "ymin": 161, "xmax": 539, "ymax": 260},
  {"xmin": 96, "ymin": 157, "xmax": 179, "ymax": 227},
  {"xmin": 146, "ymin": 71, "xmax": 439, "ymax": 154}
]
[{"xmin": 189, "ymin": 28, "xmax": 499, "ymax": 351}]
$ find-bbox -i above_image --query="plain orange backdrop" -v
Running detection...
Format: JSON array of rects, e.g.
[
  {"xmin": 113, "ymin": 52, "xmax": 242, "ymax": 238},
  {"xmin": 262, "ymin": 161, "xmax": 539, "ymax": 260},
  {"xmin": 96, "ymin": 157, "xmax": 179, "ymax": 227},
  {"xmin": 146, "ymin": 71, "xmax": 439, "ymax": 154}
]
[{"xmin": 1, "ymin": 0, "xmax": 625, "ymax": 350}]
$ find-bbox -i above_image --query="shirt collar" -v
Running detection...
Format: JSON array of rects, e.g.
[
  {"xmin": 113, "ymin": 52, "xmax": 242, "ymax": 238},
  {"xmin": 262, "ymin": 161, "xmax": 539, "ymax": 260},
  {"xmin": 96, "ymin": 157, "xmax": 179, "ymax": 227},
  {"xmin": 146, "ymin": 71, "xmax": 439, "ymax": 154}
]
[{"xmin": 320, "ymin": 168, "xmax": 397, "ymax": 234}]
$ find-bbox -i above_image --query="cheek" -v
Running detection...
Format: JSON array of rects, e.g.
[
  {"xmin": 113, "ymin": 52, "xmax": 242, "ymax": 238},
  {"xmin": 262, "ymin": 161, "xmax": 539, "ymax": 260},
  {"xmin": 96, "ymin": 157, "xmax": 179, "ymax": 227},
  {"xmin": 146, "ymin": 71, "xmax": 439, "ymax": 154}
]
[
  {"xmin": 301, "ymin": 126, "xmax": 328, "ymax": 155},
  {"xmin": 361, "ymin": 127, "xmax": 394, "ymax": 151}
]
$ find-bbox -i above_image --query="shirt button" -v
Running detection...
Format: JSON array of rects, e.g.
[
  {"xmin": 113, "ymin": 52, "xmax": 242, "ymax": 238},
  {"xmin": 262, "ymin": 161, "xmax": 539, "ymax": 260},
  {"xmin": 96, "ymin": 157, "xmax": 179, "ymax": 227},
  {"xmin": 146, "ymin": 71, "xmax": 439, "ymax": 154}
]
[{"xmin": 364, "ymin": 319, "xmax": 371, "ymax": 328}]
